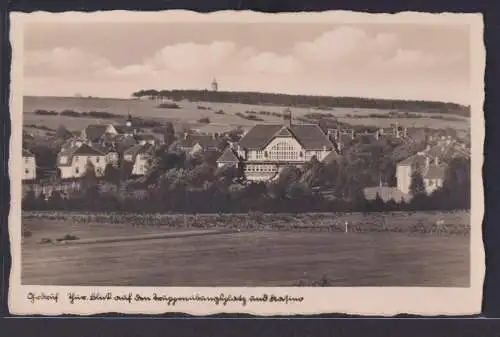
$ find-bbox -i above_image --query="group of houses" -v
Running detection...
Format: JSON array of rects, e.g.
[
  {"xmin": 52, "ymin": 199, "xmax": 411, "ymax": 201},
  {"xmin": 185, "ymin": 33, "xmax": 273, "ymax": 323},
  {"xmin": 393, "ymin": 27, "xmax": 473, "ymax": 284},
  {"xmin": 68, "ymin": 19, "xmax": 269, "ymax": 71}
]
[{"xmin": 22, "ymin": 108, "xmax": 469, "ymax": 201}]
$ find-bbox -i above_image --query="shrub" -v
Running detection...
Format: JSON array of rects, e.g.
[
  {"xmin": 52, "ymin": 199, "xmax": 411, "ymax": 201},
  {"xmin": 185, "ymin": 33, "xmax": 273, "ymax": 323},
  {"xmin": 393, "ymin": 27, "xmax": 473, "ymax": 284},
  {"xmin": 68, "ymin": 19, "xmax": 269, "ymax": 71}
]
[
  {"xmin": 197, "ymin": 117, "xmax": 210, "ymax": 124},
  {"xmin": 39, "ymin": 238, "xmax": 52, "ymax": 244},
  {"xmin": 34, "ymin": 109, "xmax": 58, "ymax": 116},
  {"xmin": 157, "ymin": 102, "xmax": 181, "ymax": 109},
  {"xmin": 56, "ymin": 234, "xmax": 79, "ymax": 242}
]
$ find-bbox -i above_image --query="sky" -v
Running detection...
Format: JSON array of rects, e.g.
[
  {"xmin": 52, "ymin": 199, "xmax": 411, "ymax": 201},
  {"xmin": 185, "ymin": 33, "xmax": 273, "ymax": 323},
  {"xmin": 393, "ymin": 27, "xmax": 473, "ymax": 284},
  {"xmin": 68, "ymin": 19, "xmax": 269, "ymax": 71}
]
[{"xmin": 23, "ymin": 22, "xmax": 471, "ymax": 104}]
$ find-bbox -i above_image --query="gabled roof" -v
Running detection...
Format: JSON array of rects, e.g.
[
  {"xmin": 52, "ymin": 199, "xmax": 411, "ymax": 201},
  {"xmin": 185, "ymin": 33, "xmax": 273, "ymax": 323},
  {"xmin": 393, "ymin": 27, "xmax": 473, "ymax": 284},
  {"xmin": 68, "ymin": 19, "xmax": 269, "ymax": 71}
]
[
  {"xmin": 123, "ymin": 143, "xmax": 155, "ymax": 161},
  {"xmin": 57, "ymin": 144, "xmax": 105, "ymax": 167},
  {"xmin": 23, "ymin": 148, "xmax": 34, "ymax": 157},
  {"xmin": 397, "ymin": 141, "xmax": 469, "ymax": 167},
  {"xmin": 238, "ymin": 124, "xmax": 334, "ymax": 150},
  {"xmin": 135, "ymin": 134, "xmax": 159, "ymax": 141},
  {"xmin": 217, "ymin": 147, "xmax": 241, "ymax": 163},
  {"xmin": 178, "ymin": 135, "xmax": 219, "ymax": 149},
  {"xmin": 83, "ymin": 124, "xmax": 109, "ymax": 142},
  {"xmin": 114, "ymin": 125, "xmax": 134, "ymax": 134}
]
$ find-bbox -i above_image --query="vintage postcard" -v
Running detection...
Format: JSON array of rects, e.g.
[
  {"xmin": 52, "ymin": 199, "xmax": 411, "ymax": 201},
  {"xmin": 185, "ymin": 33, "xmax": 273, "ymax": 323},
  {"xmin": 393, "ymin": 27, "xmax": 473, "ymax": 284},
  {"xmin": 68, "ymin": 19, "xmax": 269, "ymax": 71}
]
[{"xmin": 9, "ymin": 10, "xmax": 484, "ymax": 316}]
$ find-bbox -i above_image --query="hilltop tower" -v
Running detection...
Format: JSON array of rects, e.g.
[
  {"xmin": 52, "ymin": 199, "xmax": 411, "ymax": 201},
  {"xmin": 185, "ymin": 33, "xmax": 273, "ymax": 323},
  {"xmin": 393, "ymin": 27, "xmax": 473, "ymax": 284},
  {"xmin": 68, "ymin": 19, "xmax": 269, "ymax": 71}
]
[{"xmin": 211, "ymin": 78, "xmax": 218, "ymax": 92}]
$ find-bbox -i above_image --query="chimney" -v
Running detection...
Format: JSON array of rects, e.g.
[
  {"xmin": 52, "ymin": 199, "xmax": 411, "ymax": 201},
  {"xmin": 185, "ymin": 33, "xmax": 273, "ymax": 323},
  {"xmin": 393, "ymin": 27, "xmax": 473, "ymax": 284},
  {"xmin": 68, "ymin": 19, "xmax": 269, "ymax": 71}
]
[
  {"xmin": 434, "ymin": 157, "xmax": 439, "ymax": 165},
  {"xmin": 403, "ymin": 127, "xmax": 407, "ymax": 138},
  {"xmin": 184, "ymin": 132, "xmax": 189, "ymax": 140},
  {"xmin": 283, "ymin": 107, "xmax": 292, "ymax": 128},
  {"xmin": 425, "ymin": 156, "xmax": 430, "ymax": 168}
]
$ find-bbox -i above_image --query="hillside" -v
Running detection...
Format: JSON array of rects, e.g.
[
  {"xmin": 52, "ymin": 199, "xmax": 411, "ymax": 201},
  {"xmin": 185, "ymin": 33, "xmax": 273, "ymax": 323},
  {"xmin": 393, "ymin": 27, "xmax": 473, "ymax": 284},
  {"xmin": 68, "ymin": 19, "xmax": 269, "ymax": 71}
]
[{"xmin": 132, "ymin": 89, "xmax": 470, "ymax": 117}]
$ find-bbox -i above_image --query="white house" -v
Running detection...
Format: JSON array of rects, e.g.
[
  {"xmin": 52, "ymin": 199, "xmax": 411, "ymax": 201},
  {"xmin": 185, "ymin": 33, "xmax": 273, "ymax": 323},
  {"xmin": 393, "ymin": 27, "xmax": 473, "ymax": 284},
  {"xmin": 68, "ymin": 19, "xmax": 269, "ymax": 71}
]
[
  {"xmin": 218, "ymin": 108, "xmax": 337, "ymax": 181},
  {"xmin": 22, "ymin": 149, "xmax": 36, "ymax": 181},
  {"xmin": 397, "ymin": 154, "xmax": 446, "ymax": 195},
  {"xmin": 123, "ymin": 143, "xmax": 155, "ymax": 176},
  {"xmin": 57, "ymin": 142, "xmax": 107, "ymax": 179}
]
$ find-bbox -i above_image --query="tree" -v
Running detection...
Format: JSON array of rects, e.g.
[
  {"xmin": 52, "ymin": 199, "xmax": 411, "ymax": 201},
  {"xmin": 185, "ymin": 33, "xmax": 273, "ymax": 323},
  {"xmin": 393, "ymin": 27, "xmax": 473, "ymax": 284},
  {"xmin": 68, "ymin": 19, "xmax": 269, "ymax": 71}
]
[
  {"xmin": 55, "ymin": 125, "xmax": 73, "ymax": 140},
  {"xmin": 409, "ymin": 170, "xmax": 426, "ymax": 197},
  {"xmin": 371, "ymin": 192, "xmax": 386, "ymax": 212},
  {"xmin": 22, "ymin": 187, "xmax": 36, "ymax": 210},
  {"xmin": 440, "ymin": 157, "xmax": 471, "ymax": 209},
  {"xmin": 103, "ymin": 164, "xmax": 119, "ymax": 184},
  {"xmin": 163, "ymin": 122, "xmax": 176, "ymax": 147}
]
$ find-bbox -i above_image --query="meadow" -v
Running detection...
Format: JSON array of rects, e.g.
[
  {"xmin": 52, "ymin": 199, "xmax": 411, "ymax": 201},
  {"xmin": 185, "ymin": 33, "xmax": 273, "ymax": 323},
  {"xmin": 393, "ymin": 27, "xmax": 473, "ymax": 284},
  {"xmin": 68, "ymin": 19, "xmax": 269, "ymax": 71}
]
[
  {"xmin": 21, "ymin": 211, "xmax": 470, "ymax": 287},
  {"xmin": 23, "ymin": 96, "xmax": 470, "ymax": 133}
]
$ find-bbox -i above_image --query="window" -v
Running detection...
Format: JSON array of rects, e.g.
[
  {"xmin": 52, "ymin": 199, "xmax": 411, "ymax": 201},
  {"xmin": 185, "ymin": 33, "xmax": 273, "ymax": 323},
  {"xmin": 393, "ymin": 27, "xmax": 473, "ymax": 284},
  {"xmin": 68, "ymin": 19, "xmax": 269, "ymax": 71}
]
[
  {"xmin": 60, "ymin": 156, "xmax": 68, "ymax": 164},
  {"xmin": 75, "ymin": 167, "xmax": 80, "ymax": 174},
  {"xmin": 24, "ymin": 157, "xmax": 29, "ymax": 164},
  {"xmin": 75, "ymin": 156, "xmax": 80, "ymax": 162},
  {"xmin": 96, "ymin": 157, "xmax": 100, "ymax": 163},
  {"xmin": 256, "ymin": 151, "xmax": 264, "ymax": 160},
  {"xmin": 268, "ymin": 142, "xmax": 299, "ymax": 161},
  {"xmin": 25, "ymin": 169, "xmax": 29, "ymax": 174}
]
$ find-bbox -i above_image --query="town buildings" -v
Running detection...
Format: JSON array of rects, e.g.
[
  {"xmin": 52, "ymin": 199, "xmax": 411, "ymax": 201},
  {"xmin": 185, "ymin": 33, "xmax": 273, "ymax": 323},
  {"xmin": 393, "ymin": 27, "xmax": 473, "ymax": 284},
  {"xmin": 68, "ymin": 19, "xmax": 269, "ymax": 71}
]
[
  {"xmin": 176, "ymin": 134, "xmax": 220, "ymax": 156},
  {"xmin": 123, "ymin": 143, "xmax": 155, "ymax": 176},
  {"xmin": 22, "ymin": 149, "xmax": 36, "ymax": 181},
  {"xmin": 57, "ymin": 141, "xmax": 107, "ymax": 179},
  {"xmin": 396, "ymin": 137, "xmax": 469, "ymax": 195},
  {"xmin": 217, "ymin": 108, "xmax": 337, "ymax": 181}
]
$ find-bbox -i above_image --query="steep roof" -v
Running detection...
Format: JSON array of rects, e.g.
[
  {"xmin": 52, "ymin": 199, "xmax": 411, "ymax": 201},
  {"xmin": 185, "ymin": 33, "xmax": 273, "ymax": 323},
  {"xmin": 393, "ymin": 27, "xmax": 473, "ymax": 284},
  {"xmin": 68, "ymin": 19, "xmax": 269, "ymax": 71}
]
[
  {"xmin": 135, "ymin": 133, "xmax": 159, "ymax": 141},
  {"xmin": 83, "ymin": 125, "xmax": 109, "ymax": 142},
  {"xmin": 123, "ymin": 143, "xmax": 155, "ymax": 161},
  {"xmin": 114, "ymin": 125, "xmax": 134, "ymax": 134},
  {"xmin": 238, "ymin": 124, "xmax": 334, "ymax": 150},
  {"xmin": 178, "ymin": 135, "xmax": 219, "ymax": 149},
  {"xmin": 397, "ymin": 141, "xmax": 469, "ymax": 167},
  {"xmin": 57, "ymin": 143, "xmax": 105, "ymax": 167},
  {"xmin": 217, "ymin": 147, "xmax": 241, "ymax": 163}
]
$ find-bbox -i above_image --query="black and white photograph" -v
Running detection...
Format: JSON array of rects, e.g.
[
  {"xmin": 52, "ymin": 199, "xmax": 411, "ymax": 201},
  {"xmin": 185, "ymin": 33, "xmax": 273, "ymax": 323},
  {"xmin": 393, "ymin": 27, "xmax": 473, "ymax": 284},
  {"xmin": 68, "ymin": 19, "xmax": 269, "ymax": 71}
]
[{"xmin": 8, "ymin": 11, "xmax": 484, "ymax": 316}]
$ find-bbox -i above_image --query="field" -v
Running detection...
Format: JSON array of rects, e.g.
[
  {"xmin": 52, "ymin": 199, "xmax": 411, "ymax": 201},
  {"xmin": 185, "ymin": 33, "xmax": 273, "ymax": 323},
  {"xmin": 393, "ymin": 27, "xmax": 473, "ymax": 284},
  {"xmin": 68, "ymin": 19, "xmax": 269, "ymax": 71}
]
[
  {"xmin": 23, "ymin": 96, "xmax": 470, "ymax": 133},
  {"xmin": 21, "ymin": 211, "xmax": 470, "ymax": 287}
]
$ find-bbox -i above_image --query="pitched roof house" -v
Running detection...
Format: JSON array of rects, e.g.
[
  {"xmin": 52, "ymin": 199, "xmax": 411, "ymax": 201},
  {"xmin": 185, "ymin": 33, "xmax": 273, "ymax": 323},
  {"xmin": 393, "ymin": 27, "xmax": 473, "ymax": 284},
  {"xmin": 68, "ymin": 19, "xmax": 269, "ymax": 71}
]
[
  {"xmin": 123, "ymin": 143, "xmax": 156, "ymax": 176},
  {"xmin": 81, "ymin": 124, "xmax": 118, "ymax": 143},
  {"xmin": 177, "ymin": 134, "xmax": 220, "ymax": 155},
  {"xmin": 216, "ymin": 147, "xmax": 241, "ymax": 168},
  {"xmin": 396, "ymin": 140, "xmax": 467, "ymax": 195},
  {"xmin": 57, "ymin": 143, "xmax": 106, "ymax": 179},
  {"xmin": 218, "ymin": 108, "xmax": 336, "ymax": 181}
]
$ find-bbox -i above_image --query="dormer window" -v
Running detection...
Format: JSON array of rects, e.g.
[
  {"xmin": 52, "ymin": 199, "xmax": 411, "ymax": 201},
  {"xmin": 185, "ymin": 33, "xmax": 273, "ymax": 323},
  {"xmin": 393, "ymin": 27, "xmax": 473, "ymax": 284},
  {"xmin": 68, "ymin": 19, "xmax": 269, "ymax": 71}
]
[{"xmin": 60, "ymin": 156, "xmax": 68, "ymax": 164}]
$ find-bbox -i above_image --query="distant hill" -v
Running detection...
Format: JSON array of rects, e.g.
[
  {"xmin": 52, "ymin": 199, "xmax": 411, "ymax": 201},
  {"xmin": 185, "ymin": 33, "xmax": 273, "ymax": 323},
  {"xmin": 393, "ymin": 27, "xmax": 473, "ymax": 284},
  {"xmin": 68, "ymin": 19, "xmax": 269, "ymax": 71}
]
[{"xmin": 132, "ymin": 89, "xmax": 470, "ymax": 117}]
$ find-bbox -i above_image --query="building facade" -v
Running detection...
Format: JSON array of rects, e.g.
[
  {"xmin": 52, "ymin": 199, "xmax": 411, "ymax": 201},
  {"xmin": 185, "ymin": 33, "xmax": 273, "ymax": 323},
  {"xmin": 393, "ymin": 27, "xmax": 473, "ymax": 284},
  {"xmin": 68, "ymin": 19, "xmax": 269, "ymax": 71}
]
[
  {"xmin": 57, "ymin": 142, "xmax": 107, "ymax": 179},
  {"xmin": 123, "ymin": 143, "xmax": 155, "ymax": 176},
  {"xmin": 218, "ymin": 108, "xmax": 336, "ymax": 181},
  {"xmin": 396, "ymin": 139, "xmax": 468, "ymax": 195},
  {"xmin": 22, "ymin": 149, "xmax": 36, "ymax": 181}
]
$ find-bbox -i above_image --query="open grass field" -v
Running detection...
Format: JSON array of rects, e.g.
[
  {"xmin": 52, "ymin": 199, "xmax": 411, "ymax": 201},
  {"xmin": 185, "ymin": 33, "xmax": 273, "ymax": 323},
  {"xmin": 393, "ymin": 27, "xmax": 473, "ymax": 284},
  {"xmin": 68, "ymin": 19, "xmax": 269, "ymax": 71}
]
[
  {"xmin": 23, "ymin": 96, "xmax": 470, "ymax": 133},
  {"xmin": 21, "ymin": 211, "xmax": 470, "ymax": 287}
]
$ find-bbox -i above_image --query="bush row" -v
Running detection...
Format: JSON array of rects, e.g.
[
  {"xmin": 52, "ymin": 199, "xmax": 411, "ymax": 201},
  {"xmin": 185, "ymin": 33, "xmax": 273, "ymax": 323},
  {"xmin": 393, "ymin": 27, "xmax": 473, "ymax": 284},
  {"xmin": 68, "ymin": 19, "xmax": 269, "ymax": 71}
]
[{"xmin": 22, "ymin": 211, "xmax": 470, "ymax": 236}]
